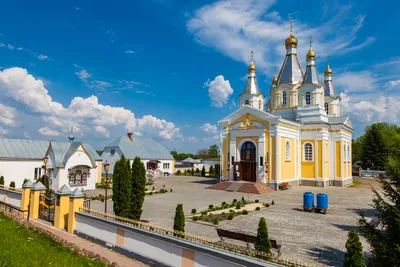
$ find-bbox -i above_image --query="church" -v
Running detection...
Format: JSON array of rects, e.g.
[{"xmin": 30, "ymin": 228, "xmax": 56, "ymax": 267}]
[{"xmin": 219, "ymin": 29, "xmax": 353, "ymax": 189}]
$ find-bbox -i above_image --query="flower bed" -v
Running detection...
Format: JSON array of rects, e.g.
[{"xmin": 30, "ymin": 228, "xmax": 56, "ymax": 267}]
[{"xmin": 145, "ymin": 186, "xmax": 173, "ymax": 196}]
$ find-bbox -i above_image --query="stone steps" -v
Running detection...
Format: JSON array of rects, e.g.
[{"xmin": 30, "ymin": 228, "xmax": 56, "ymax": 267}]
[
  {"xmin": 207, "ymin": 181, "xmax": 275, "ymax": 195},
  {"xmin": 226, "ymin": 182, "xmax": 243, "ymax": 192},
  {"xmin": 207, "ymin": 182, "xmax": 232, "ymax": 191}
]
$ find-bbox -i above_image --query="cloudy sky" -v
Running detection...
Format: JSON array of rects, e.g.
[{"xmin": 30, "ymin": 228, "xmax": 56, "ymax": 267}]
[{"xmin": 0, "ymin": 0, "xmax": 398, "ymax": 152}]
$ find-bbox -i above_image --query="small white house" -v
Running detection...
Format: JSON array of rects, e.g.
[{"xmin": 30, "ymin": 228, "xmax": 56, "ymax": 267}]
[
  {"xmin": 0, "ymin": 138, "xmax": 49, "ymax": 188},
  {"xmin": 101, "ymin": 133, "xmax": 175, "ymax": 175},
  {"xmin": 46, "ymin": 142, "xmax": 102, "ymax": 191}
]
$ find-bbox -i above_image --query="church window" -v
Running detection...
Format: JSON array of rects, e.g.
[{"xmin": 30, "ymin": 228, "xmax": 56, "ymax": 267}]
[
  {"xmin": 304, "ymin": 143, "xmax": 313, "ymax": 161},
  {"xmin": 282, "ymin": 91, "xmax": 287, "ymax": 106},
  {"xmin": 75, "ymin": 170, "xmax": 82, "ymax": 184},
  {"xmin": 325, "ymin": 103, "xmax": 329, "ymax": 114},
  {"xmin": 285, "ymin": 140, "xmax": 290, "ymax": 161},
  {"xmin": 305, "ymin": 92, "xmax": 311, "ymax": 105},
  {"xmin": 259, "ymin": 100, "xmax": 262, "ymax": 109},
  {"xmin": 245, "ymin": 100, "xmax": 249, "ymax": 105},
  {"xmin": 110, "ymin": 149, "xmax": 115, "ymax": 156}
]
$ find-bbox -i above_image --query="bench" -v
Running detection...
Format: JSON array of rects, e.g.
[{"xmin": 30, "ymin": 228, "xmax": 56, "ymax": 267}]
[{"xmin": 216, "ymin": 228, "xmax": 281, "ymax": 256}]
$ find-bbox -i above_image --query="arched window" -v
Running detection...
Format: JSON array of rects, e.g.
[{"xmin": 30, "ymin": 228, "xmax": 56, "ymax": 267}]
[
  {"xmin": 68, "ymin": 173, "xmax": 75, "ymax": 185},
  {"xmin": 285, "ymin": 140, "xmax": 290, "ymax": 161},
  {"xmin": 325, "ymin": 103, "xmax": 329, "ymax": 115},
  {"xmin": 305, "ymin": 92, "xmax": 311, "ymax": 105},
  {"xmin": 82, "ymin": 172, "xmax": 87, "ymax": 183},
  {"xmin": 75, "ymin": 170, "xmax": 82, "ymax": 184},
  {"xmin": 304, "ymin": 143, "xmax": 313, "ymax": 161},
  {"xmin": 245, "ymin": 100, "xmax": 249, "ymax": 105},
  {"xmin": 282, "ymin": 91, "xmax": 287, "ymax": 106}
]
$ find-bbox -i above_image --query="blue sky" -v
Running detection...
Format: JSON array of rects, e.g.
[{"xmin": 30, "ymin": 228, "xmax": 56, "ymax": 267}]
[{"xmin": 0, "ymin": 0, "xmax": 399, "ymax": 153}]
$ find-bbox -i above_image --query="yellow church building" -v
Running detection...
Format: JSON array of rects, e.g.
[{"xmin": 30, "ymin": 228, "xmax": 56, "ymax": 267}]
[{"xmin": 219, "ymin": 30, "xmax": 353, "ymax": 189}]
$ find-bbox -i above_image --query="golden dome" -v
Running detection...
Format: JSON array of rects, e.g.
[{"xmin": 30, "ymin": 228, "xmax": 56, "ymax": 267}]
[
  {"xmin": 285, "ymin": 32, "xmax": 298, "ymax": 48},
  {"xmin": 248, "ymin": 61, "xmax": 256, "ymax": 72},
  {"xmin": 306, "ymin": 46, "xmax": 316, "ymax": 60},
  {"xmin": 272, "ymin": 74, "xmax": 277, "ymax": 85},
  {"xmin": 324, "ymin": 65, "xmax": 333, "ymax": 76}
]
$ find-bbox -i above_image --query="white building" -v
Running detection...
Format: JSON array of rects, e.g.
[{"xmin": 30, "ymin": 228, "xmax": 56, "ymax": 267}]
[
  {"xmin": 46, "ymin": 141, "xmax": 103, "ymax": 191},
  {"xmin": 101, "ymin": 133, "xmax": 175, "ymax": 176},
  {"xmin": 0, "ymin": 138, "xmax": 49, "ymax": 188}
]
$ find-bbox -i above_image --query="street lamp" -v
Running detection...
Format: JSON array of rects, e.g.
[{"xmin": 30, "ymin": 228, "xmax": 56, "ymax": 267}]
[
  {"xmin": 43, "ymin": 156, "xmax": 48, "ymax": 188},
  {"xmin": 103, "ymin": 161, "xmax": 110, "ymax": 214}
]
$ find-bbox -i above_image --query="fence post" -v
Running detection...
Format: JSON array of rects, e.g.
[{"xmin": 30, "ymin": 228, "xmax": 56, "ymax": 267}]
[
  {"xmin": 21, "ymin": 180, "xmax": 34, "ymax": 215},
  {"xmin": 54, "ymin": 185, "xmax": 72, "ymax": 229},
  {"xmin": 68, "ymin": 188, "xmax": 85, "ymax": 233},
  {"xmin": 29, "ymin": 182, "xmax": 46, "ymax": 219}
]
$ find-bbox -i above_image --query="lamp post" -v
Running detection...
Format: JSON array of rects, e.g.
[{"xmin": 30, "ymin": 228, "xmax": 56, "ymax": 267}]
[
  {"xmin": 103, "ymin": 161, "xmax": 110, "ymax": 214},
  {"xmin": 43, "ymin": 156, "xmax": 48, "ymax": 188}
]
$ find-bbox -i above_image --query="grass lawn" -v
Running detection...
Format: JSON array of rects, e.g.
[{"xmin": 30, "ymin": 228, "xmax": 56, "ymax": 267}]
[{"xmin": 0, "ymin": 212, "xmax": 105, "ymax": 267}]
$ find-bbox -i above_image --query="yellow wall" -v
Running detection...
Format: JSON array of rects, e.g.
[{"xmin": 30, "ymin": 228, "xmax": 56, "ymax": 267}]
[
  {"xmin": 68, "ymin": 197, "xmax": 84, "ymax": 233},
  {"xmin": 55, "ymin": 195, "xmax": 70, "ymax": 229},
  {"xmin": 301, "ymin": 140, "xmax": 315, "ymax": 178},
  {"xmin": 323, "ymin": 141, "xmax": 329, "ymax": 178},
  {"xmin": 222, "ymin": 138, "xmax": 227, "ymax": 178},
  {"xmin": 270, "ymin": 136, "xmax": 276, "ymax": 181},
  {"xmin": 318, "ymin": 140, "xmax": 322, "ymax": 178},
  {"xmin": 96, "ymin": 160, "xmax": 103, "ymax": 183},
  {"xmin": 280, "ymin": 137, "xmax": 295, "ymax": 180},
  {"xmin": 336, "ymin": 141, "xmax": 341, "ymax": 178},
  {"xmin": 171, "ymin": 160, "xmax": 175, "ymax": 174}
]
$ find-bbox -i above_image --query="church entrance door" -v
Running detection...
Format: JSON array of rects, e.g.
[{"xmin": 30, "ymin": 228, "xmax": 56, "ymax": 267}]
[{"xmin": 240, "ymin": 142, "xmax": 256, "ymax": 182}]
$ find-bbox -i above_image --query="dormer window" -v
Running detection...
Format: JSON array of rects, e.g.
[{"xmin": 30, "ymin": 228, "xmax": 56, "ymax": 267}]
[{"xmin": 110, "ymin": 149, "xmax": 115, "ymax": 156}]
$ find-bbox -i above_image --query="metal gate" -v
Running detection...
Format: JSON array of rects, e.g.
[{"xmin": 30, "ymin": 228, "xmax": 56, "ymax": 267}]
[{"xmin": 39, "ymin": 190, "xmax": 56, "ymax": 223}]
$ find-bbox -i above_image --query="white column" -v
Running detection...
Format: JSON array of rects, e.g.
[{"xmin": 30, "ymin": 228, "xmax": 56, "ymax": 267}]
[
  {"xmin": 315, "ymin": 140, "xmax": 318, "ymax": 178},
  {"xmin": 259, "ymin": 137, "xmax": 265, "ymax": 183},
  {"xmin": 294, "ymin": 139, "xmax": 297, "ymax": 178}
]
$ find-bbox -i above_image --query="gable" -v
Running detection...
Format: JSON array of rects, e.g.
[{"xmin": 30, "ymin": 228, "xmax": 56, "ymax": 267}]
[{"xmin": 220, "ymin": 105, "xmax": 279, "ymax": 126}]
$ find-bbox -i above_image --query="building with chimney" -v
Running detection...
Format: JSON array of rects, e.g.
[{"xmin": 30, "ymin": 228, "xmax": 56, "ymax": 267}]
[
  {"xmin": 101, "ymin": 133, "xmax": 175, "ymax": 176},
  {"xmin": 219, "ymin": 28, "xmax": 353, "ymax": 188}
]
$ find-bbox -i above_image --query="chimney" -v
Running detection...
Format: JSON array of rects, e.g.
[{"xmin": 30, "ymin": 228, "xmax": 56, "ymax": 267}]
[{"xmin": 127, "ymin": 132, "xmax": 134, "ymax": 142}]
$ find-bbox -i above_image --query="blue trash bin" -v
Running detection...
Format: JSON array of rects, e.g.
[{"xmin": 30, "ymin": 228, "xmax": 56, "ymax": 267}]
[
  {"xmin": 303, "ymin": 192, "xmax": 314, "ymax": 209},
  {"xmin": 317, "ymin": 193, "xmax": 328, "ymax": 209}
]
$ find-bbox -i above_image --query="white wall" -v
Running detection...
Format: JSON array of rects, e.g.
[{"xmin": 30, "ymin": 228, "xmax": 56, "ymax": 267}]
[
  {"xmin": 141, "ymin": 159, "xmax": 173, "ymax": 174},
  {"xmin": 0, "ymin": 187, "xmax": 21, "ymax": 207},
  {"xmin": 0, "ymin": 160, "xmax": 43, "ymax": 188}
]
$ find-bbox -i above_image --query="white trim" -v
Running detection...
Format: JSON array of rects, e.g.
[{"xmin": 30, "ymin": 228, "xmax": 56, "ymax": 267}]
[
  {"xmin": 300, "ymin": 177, "xmax": 329, "ymax": 181},
  {"xmin": 303, "ymin": 142, "xmax": 314, "ymax": 162},
  {"xmin": 334, "ymin": 177, "xmax": 353, "ymax": 181},
  {"xmin": 315, "ymin": 140, "xmax": 318, "ymax": 178},
  {"xmin": 269, "ymin": 177, "xmax": 299, "ymax": 184}
]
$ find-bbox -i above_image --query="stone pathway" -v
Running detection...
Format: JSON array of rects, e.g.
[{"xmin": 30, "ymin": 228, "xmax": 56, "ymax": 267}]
[{"xmin": 29, "ymin": 219, "xmax": 147, "ymax": 267}]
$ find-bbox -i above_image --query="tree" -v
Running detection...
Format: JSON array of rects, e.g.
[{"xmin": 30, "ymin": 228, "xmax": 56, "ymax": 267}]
[
  {"xmin": 255, "ymin": 217, "xmax": 271, "ymax": 254},
  {"xmin": 215, "ymin": 163, "xmax": 220, "ymax": 176},
  {"xmin": 131, "ymin": 157, "xmax": 146, "ymax": 220},
  {"xmin": 38, "ymin": 175, "xmax": 49, "ymax": 189},
  {"xmin": 343, "ymin": 229, "xmax": 366, "ymax": 267},
  {"xmin": 170, "ymin": 150, "xmax": 177, "ymax": 159},
  {"xmin": 113, "ymin": 154, "xmax": 131, "ymax": 217},
  {"xmin": 208, "ymin": 144, "xmax": 219, "ymax": 158},
  {"xmin": 209, "ymin": 165, "xmax": 214, "ymax": 175},
  {"xmin": 191, "ymin": 168, "xmax": 194, "ymax": 176},
  {"xmin": 358, "ymin": 134, "xmax": 400, "ymax": 266},
  {"xmin": 173, "ymin": 204, "xmax": 185, "ymax": 235},
  {"xmin": 0, "ymin": 176, "xmax": 4, "ymax": 185},
  {"xmin": 197, "ymin": 149, "xmax": 209, "ymax": 159},
  {"xmin": 195, "ymin": 168, "xmax": 200, "ymax": 174},
  {"xmin": 361, "ymin": 124, "xmax": 389, "ymax": 170},
  {"xmin": 201, "ymin": 166, "xmax": 206, "ymax": 177}
]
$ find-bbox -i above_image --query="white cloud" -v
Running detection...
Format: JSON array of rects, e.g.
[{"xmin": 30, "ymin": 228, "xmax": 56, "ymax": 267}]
[
  {"xmin": 0, "ymin": 104, "xmax": 17, "ymax": 126},
  {"xmin": 187, "ymin": 136, "xmax": 198, "ymax": 143},
  {"xmin": 125, "ymin": 50, "xmax": 135, "ymax": 54},
  {"xmin": 39, "ymin": 127, "xmax": 61, "ymax": 136},
  {"xmin": 0, "ymin": 126, "xmax": 8, "ymax": 136},
  {"xmin": 204, "ymin": 75, "xmax": 233, "ymax": 107},
  {"xmin": 7, "ymin": 44, "xmax": 14, "ymax": 50},
  {"xmin": 187, "ymin": 1, "xmax": 375, "ymax": 74},
  {"xmin": 38, "ymin": 54, "xmax": 49, "ymax": 60},
  {"xmin": 335, "ymin": 71, "xmax": 378, "ymax": 93},
  {"xmin": 200, "ymin": 123, "xmax": 218, "ymax": 134},
  {"xmin": 17, "ymin": 47, "xmax": 23, "ymax": 51},
  {"xmin": 385, "ymin": 79, "xmax": 400, "ymax": 89},
  {"xmin": 0, "ymin": 67, "xmax": 182, "ymax": 140},
  {"xmin": 75, "ymin": 69, "xmax": 92, "ymax": 80}
]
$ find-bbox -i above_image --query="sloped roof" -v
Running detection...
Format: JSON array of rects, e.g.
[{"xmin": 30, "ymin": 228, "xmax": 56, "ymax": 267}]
[
  {"xmin": 328, "ymin": 116, "xmax": 349, "ymax": 125},
  {"xmin": 49, "ymin": 142, "xmax": 101, "ymax": 168},
  {"xmin": 182, "ymin": 157, "xmax": 201, "ymax": 164},
  {"xmin": 277, "ymin": 53, "xmax": 303, "ymax": 85},
  {"xmin": 104, "ymin": 136, "xmax": 173, "ymax": 160},
  {"xmin": 0, "ymin": 138, "xmax": 49, "ymax": 159}
]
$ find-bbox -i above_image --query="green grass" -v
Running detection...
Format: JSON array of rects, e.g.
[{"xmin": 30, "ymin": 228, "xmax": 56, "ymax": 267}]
[
  {"xmin": 349, "ymin": 180, "xmax": 363, "ymax": 188},
  {"xmin": 0, "ymin": 212, "xmax": 105, "ymax": 267}
]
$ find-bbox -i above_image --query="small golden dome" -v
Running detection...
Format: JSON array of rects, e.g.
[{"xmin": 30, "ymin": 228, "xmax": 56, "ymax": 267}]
[
  {"xmin": 285, "ymin": 32, "xmax": 298, "ymax": 48},
  {"xmin": 306, "ymin": 46, "xmax": 316, "ymax": 60},
  {"xmin": 324, "ymin": 65, "xmax": 333, "ymax": 76},
  {"xmin": 248, "ymin": 61, "xmax": 256, "ymax": 72},
  {"xmin": 272, "ymin": 74, "xmax": 277, "ymax": 85}
]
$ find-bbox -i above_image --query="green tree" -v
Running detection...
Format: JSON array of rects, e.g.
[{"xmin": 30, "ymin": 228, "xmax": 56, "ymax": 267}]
[
  {"xmin": 352, "ymin": 137, "xmax": 364, "ymax": 162},
  {"xmin": 255, "ymin": 217, "xmax": 271, "ymax": 254},
  {"xmin": 170, "ymin": 150, "xmax": 178, "ymax": 159},
  {"xmin": 38, "ymin": 175, "xmax": 49, "ymax": 189},
  {"xmin": 0, "ymin": 176, "xmax": 4, "ymax": 185},
  {"xmin": 343, "ymin": 229, "xmax": 366, "ymax": 267},
  {"xmin": 113, "ymin": 154, "xmax": 131, "ymax": 217},
  {"xmin": 209, "ymin": 165, "xmax": 214, "ymax": 175},
  {"xmin": 215, "ymin": 163, "xmax": 220, "ymax": 176},
  {"xmin": 131, "ymin": 157, "xmax": 146, "ymax": 220},
  {"xmin": 195, "ymin": 168, "xmax": 200, "ymax": 174},
  {"xmin": 201, "ymin": 166, "xmax": 206, "ymax": 177},
  {"xmin": 208, "ymin": 144, "xmax": 219, "ymax": 158},
  {"xmin": 191, "ymin": 168, "xmax": 194, "ymax": 176},
  {"xmin": 173, "ymin": 204, "xmax": 185, "ymax": 235},
  {"xmin": 358, "ymin": 134, "xmax": 400, "ymax": 266},
  {"xmin": 361, "ymin": 124, "xmax": 389, "ymax": 170}
]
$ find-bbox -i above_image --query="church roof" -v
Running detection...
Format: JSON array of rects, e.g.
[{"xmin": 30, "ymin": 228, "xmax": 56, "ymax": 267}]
[
  {"xmin": 0, "ymin": 138, "xmax": 49, "ymax": 160},
  {"xmin": 104, "ymin": 136, "xmax": 173, "ymax": 160},
  {"xmin": 49, "ymin": 142, "xmax": 100, "ymax": 168},
  {"xmin": 277, "ymin": 53, "xmax": 303, "ymax": 85},
  {"xmin": 303, "ymin": 65, "xmax": 320, "ymax": 85}
]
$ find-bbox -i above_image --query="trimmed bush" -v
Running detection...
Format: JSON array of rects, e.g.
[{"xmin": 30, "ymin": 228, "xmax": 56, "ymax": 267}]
[
  {"xmin": 222, "ymin": 201, "xmax": 226, "ymax": 205},
  {"xmin": 9, "ymin": 181, "xmax": 15, "ymax": 189},
  {"xmin": 201, "ymin": 210, "xmax": 208, "ymax": 215},
  {"xmin": 192, "ymin": 216, "xmax": 198, "ymax": 221},
  {"xmin": 149, "ymin": 192, "xmax": 153, "ymax": 195},
  {"xmin": 173, "ymin": 204, "xmax": 185, "ymax": 234},
  {"xmin": 344, "ymin": 229, "xmax": 366, "ymax": 267},
  {"xmin": 191, "ymin": 208, "xmax": 197, "ymax": 214},
  {"xmin": 229, "ymin": 209, "xmax": 235, "ymax": 213},
  {"xmin": 241, "ymin": 196, "xmax": 245, "ymax": 202},
  {"xmin": 227, "ymin": 213, "xmax": 234, "ymax": 220},
  {"xmin": 242, "ymin": 210, "xmax": 248, "ymax": 215},
  {"xmin": 235, "ymin": 202, "xmax": 241, "ymax": 209},
  {"xmin": 232, "ymin": 199, "xmax": 237, "ymax": 203},
  {"xmin": 256, "ymin": 207, "xmax": 261, "ymax": 211},
  {"xmin": 209, "ymin": 204, "xmax": 214, "ymax": 210},
  {"xmin": 23, "ymin": 178, "xmax": 28, "ymax": 187},
  {"xmin": 271, "ymin": 200, "xmax": 275, "ymax": 205},
  {"xmin": 170, "ymin": 189, "xmax": 173, "ymax": 192},
  {"xmin": 255, "ymin": 217, "xmax": 271, "ymax": 253},
  {"xmin": 176, "ymin": 170, "xmax": 182, "ymax": 176},
  {"xmin": 255, "ymin": 199, "xmax": 259, "ymax": 203},
  {"xmin": 201, "ymin": 166, "xmax": 206, "ymax": 177},
  {"xmin": 0, "ymin": 176, "xmax": 4, "ymax": 185},
  {"xmin": 152, "ymin": 186, "xmax": 155, "ymax": 191},
  {"xmin": 266, "ymin": 203, "xmax": 270, "ymax": 207},
  {"xmin": 213, "ymin": 218, "xmax": 219, "ymax": 225}
]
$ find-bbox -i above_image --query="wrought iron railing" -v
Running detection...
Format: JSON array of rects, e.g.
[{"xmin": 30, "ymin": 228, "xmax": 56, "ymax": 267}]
[{"xmin": 78, "ymin": 208, "xmax": 323, "ymax": 267}]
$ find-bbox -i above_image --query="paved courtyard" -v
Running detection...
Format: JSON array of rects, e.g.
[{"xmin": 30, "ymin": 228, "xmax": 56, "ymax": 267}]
[{"xmin": 90, "ymin": 176, "xmax": 377, "ymax": 266}]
